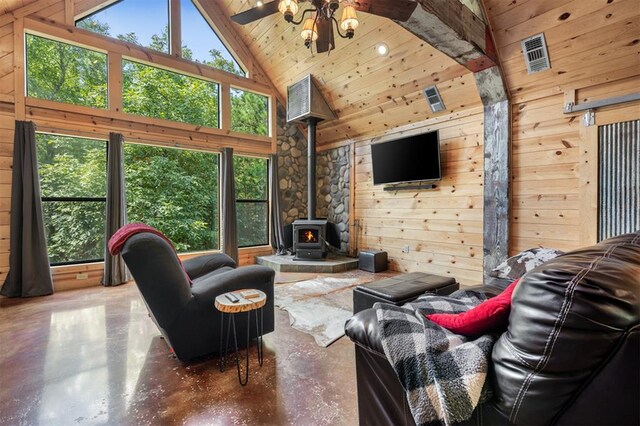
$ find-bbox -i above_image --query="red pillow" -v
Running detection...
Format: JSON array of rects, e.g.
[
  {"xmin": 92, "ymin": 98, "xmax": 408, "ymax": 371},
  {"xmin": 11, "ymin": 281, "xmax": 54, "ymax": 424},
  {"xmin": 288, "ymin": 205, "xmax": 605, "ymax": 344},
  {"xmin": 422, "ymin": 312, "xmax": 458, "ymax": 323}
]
[{"xmin": 427, "ymin": 278, "xmax": 520, "ymax": 336}]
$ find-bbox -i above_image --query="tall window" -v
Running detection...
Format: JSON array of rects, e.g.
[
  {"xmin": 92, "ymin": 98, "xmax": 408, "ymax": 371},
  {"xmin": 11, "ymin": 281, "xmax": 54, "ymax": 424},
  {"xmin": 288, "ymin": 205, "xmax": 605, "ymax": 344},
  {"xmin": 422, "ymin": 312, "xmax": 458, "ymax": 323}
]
[
  {"xmin": 124, "ymin": 144, "xmax": 219, "ymax": 252},
  {"xmin": 36, "ymin": 134, "xmax": 107, "ymax": 265},
  {"xmin": 235, "ymin": 156, "xmax": 269, "ymax": 247},
  {"xmin": 26, "ymin": 34, "xmax": 108, "ymax": 109},
  {"xmin": 122, "ymin": 60, "xmax": 219, "ymax": 128}
]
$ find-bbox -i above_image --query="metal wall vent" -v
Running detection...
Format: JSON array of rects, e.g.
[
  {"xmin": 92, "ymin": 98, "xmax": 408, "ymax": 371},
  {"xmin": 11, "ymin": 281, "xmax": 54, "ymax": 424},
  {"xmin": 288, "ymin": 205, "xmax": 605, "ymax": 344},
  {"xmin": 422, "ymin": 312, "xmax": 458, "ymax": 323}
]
[
  {"xmin": 286, "ymin": 75, "xmax": 336, "ymax": 124},
  {"xmin": 423, "ymin": 85, "xmax": 445, "ymax": 113},
  {"xmin": 521, "ymin": 33, "xmax": 551, "ymax": 74}
]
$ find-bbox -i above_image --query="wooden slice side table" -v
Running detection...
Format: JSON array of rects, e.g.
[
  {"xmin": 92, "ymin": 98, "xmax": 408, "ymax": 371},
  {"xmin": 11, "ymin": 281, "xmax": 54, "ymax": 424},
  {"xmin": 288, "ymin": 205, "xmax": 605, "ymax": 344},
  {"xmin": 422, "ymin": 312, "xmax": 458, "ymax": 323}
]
[{"xmin": 214, "ymin": 289, "xmax": 267, "ymax": 386}]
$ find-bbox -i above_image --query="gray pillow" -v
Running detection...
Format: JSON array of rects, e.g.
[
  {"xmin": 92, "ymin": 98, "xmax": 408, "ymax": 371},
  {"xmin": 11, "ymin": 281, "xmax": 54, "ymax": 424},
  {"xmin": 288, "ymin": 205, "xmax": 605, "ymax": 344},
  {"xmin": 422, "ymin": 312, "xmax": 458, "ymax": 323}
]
[{"xmin": 490, "ymin": 248, "xmax": 564, "ymax": 280}]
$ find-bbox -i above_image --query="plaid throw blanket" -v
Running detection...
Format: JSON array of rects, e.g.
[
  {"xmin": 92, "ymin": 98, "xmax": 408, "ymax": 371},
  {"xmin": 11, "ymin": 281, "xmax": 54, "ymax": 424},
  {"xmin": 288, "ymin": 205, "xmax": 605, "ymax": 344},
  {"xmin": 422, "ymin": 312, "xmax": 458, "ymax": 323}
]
[{"xmin": 374, "ymin": 290, "xmax": 496, "ymax": 425}]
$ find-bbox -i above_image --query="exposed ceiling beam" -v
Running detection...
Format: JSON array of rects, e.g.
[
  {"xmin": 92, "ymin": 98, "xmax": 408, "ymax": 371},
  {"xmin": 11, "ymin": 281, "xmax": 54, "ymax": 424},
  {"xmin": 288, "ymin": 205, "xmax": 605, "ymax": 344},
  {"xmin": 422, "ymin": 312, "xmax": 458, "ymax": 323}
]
[
  {"xmin": 395, "ymin": 0, "xmax": 510, "ymax": 281},
  {"xmin": 395, "ymin": 0, "xmax": 497, "ymax": 73}
]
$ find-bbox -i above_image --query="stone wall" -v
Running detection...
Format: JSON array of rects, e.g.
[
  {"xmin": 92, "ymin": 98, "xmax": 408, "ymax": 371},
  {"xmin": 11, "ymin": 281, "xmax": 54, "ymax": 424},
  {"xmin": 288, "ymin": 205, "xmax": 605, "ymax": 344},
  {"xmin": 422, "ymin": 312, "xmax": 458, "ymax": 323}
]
[
  {"xmin": 316, "ymin": 145, "xmax": 350, "ymax": 253},
  {"xmin": 275, "ymin": 102, "xmax": 351, "ymax": 253},
  {"xmin": 276, "ymin": 102, "xmax": 307, "ymax": 225}
]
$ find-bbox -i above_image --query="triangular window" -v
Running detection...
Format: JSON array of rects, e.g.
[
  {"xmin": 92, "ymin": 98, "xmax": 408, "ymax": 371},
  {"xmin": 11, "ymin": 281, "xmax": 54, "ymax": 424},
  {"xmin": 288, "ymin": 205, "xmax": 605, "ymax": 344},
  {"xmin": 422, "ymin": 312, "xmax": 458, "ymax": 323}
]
[
  {"xmin": 180, "ymin": 0, "xmax": 245, "ymax": 76},
  {"xmin": 76, "ymin": 0, "xmax": 246, "ymax": 76},
  {"xmin": 77, "ymin": 0, "xmax": 170, "ymax": 54}
]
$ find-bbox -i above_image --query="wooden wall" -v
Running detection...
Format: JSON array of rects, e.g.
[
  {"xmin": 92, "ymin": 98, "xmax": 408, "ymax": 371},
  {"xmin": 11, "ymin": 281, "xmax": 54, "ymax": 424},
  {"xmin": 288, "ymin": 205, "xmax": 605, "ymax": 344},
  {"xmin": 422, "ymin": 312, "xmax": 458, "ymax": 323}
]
[
  {"xmin": 327, "ymin": 0, "xmax": 639, "ymax": 284},
  {"xmin": 0, "ymin": 107, "xmax": 13, "ymax": 286},
  {"xmin": 485, "ymin": 0, "xmax": 640, "ymax": 253},
  {"xmin": 0, "ymin": 0, "xmax": 275, "ymax": 292},
  {"xmin": 348, "ymin": 107, "xmax": 485, "ymax": 285}
]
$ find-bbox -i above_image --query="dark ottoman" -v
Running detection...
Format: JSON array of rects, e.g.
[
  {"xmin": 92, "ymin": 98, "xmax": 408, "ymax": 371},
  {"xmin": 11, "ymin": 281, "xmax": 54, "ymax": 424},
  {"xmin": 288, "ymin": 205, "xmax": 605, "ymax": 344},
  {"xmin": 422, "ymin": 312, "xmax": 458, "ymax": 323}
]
[{"xmin": 353, "ymin": 272, "xmax": 459, "ymax": 313}]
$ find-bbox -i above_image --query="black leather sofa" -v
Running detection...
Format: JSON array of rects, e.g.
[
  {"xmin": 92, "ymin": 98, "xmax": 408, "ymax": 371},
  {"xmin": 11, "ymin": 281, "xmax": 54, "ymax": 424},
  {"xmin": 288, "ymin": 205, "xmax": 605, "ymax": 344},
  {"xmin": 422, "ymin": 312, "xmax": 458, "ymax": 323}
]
[
  {"xmin": 345, "ymin": 231, "xmax": 640, "ymax": 425},
  {"xmin": 121, "ymin": 232, "xmax": 276, "ymax": 362}
]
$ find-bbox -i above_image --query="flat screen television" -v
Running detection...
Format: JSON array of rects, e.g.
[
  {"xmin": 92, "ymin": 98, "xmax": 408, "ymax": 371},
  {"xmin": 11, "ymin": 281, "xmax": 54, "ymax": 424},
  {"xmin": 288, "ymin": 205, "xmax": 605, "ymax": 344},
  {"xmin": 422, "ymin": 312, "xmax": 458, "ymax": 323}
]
[{"xmin": 370, "ymin": 131, "xmax": 441, "ymax": 185}]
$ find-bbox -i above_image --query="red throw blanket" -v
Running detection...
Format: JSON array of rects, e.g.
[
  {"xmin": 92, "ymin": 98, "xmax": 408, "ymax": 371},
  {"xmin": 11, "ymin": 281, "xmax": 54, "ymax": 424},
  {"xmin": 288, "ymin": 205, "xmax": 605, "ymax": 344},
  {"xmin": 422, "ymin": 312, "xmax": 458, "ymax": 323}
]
[{"xmin": 108, "ymin": 223, "xmax": 193, "ymax": 285}]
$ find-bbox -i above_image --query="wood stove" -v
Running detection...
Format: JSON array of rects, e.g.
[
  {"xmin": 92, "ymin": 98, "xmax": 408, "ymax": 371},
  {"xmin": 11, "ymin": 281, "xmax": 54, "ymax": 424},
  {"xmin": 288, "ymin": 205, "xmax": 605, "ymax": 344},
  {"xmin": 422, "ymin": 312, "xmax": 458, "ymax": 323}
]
[
  {"xmin": 286, "ymin": 75, "xmax": 337, "ymax": 261},
  {"xmin": 293, "ymin": 219, "xmax": 328, "ymax": 260}
]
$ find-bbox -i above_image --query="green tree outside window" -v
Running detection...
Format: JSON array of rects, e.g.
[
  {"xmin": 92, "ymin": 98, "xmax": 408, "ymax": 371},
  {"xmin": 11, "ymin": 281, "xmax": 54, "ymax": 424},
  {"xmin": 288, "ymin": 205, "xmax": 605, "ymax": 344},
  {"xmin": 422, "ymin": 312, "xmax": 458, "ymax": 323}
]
[{"xmin": 26, "ymin": 34, "xmax": 108, "ymax": 109}]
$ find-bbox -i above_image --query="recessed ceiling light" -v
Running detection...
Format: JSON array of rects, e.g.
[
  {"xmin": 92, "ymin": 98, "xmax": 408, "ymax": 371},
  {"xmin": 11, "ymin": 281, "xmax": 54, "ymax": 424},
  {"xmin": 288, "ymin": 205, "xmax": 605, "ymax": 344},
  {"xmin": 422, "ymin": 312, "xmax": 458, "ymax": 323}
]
[
  {"xmin": 256, "ymin": 1, "xmax": 263, "ymax": 6},
  {"xmin": 376, "ymin": 43, "xmax": 389, "ymax": 56}
]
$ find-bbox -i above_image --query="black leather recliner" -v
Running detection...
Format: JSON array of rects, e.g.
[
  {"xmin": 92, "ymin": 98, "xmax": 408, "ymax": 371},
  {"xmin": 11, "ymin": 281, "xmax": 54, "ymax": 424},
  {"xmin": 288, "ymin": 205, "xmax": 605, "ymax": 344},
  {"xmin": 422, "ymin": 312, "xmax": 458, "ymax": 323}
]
[
  {"xmin": 121, "ymin": 232, "xmax": 276, "ymax": 362},
  {"xmin": 345, "ymin": 231, "xmax": 640, "ymax": 425}
]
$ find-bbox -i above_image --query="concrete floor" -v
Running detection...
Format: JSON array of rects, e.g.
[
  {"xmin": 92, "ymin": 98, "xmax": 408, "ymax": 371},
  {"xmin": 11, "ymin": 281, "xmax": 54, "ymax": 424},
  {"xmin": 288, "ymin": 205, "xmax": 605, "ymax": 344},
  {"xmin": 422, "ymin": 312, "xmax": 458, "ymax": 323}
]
[{"xmin": 0, "ymin": 271, "xmax": 381, "ymax": 426}]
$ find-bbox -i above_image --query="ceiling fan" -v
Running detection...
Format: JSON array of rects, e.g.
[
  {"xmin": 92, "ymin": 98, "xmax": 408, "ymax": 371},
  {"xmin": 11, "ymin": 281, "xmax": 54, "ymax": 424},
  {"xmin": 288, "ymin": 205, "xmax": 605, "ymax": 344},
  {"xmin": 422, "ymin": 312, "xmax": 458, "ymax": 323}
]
[{"xmin": 230, "ymin": 0, "xmax": 418, "ymax": 54}]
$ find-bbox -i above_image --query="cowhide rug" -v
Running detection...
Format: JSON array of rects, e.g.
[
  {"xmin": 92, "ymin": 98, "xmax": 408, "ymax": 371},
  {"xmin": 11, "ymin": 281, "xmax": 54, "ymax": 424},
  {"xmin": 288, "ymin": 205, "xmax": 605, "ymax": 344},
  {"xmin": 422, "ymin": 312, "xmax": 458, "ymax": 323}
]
[{"xmin": 274, "ymin": 274, "xmax": 376, "ymax": 347}]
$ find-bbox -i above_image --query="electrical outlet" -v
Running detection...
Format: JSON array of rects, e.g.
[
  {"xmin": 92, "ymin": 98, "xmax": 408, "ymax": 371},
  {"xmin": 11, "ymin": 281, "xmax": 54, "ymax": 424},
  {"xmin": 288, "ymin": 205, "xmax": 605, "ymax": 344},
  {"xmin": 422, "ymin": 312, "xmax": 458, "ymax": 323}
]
[
  {"xmin": 402, "ymin": 245, "xmax": 410, "ymax": 253},
  {"xmin": 76, "ymin": 272, "xmax": 89, "ymax": 280}
]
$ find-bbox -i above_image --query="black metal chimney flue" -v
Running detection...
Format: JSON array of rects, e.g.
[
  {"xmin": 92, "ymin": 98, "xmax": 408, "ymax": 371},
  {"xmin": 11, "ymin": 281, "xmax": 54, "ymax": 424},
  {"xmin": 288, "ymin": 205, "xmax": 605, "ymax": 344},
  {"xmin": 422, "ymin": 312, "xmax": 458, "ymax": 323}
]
[{"xmin": 307, "ymin": 117, "xmax": 318, "ymax": 220}]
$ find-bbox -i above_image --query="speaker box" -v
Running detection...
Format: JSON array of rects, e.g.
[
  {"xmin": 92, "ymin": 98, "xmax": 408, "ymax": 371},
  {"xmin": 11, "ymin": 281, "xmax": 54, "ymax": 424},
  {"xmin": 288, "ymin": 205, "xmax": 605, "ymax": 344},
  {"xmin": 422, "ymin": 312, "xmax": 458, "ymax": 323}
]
[{"xmin": 359, "ymin": 250, "xmax": 388, "ymax": 273}]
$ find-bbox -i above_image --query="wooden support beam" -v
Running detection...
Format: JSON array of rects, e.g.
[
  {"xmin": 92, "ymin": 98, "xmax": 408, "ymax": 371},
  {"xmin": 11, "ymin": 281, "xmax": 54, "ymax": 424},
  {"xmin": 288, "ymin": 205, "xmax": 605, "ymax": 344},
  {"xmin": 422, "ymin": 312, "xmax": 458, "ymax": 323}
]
[
  {"xmin": 482, "ymin": 99, "xmax": 510, "ymax": 281},
  {"xmin": 395, "ymin": 0, "xmax": 497, "ymax": 73},
  {"xmin": 64, "ymin": 0, "xmax": 75, "ymax": 25},
  {"xmin": 108, "ymin": 52, "xmax": 122, "ymax": 112},
  {"xmin": 579, "ymin": 122, "xmax": 598, "ymax": 246},
  {"xmin": 349, "ymin": 141, "xmax": 356, "ymax": 256},
  {"xmin": 169, "ymin": 0, "xmax": 181, "ymax": 58},
  {"xmin": 220, "ymin": 82, "xmax": 231, "ymax": 132},
  {"xmin": 398, "ymin": 0, "xmax": 511, "ymax": 282}
]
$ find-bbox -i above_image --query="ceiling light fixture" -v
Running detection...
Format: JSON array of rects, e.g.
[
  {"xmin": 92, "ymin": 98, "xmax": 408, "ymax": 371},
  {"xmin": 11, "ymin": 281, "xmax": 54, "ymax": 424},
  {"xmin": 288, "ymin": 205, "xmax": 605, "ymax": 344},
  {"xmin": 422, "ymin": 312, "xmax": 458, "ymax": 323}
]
[
  {"xmin": 256, "ymin": 1, "xmax": 263, "ymax": 6},
  {"xmin": 276, "ymin": 0, "xmax": 359, "ymax": 53},
  {"xmin": 376, "ymin": 42, "xmax": 389, "ymax": 56}
]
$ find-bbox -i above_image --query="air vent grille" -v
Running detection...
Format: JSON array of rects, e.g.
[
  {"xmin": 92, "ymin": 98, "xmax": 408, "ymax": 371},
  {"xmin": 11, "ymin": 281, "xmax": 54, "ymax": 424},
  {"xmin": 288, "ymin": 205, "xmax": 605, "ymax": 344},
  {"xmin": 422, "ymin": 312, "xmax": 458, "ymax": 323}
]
[
  {"xmin": 423, "ymin": 85, "xmax": 445, "ymax": 113},
  {"xmin": 287, "ymin": 77, "xmax": 310, "ymax": 122},
  {"xmin": 286, "ymin": 75, "xmax": 336, "ymax": 123},
  {"xmin": 521, "ymin": 33, "xmax": 550, "ymax": 74}
]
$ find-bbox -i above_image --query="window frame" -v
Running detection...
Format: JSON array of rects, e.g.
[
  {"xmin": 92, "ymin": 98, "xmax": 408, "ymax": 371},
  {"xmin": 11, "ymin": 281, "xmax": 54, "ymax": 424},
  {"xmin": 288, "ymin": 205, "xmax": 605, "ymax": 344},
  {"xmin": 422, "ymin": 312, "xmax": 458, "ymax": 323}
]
[
  {"xmin": 120, "ymin": 57, "xmax": 221, "ymax": 129},
  {"xmin": 36, "ymin": 132, "xmax": 109, "ymax": 266},
  {"xmin": 74, "ymin": 0, "xmax": 248, "ymax": 77},
  {"xmin": 22, "ymin": 19, "xmax": 275, "ymax": 144},
  {"xmin": 235, "ymin": 155, "xmax": 270, "ymax": 249},
  {"xmin": 229, "ymin": 86, "xmax": 270, "ymax": 137},
  {"xmin": 25, "ymin": 32, "xmax": 109, "ymax": 110}
]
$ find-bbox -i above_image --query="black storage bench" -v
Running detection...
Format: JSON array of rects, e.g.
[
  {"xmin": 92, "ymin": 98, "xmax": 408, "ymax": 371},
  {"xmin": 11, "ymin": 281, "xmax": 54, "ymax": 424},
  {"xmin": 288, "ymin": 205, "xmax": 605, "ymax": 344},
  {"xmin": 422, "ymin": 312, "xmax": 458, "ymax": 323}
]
[{"xmin": 353, "ymin": 272, "xmax": 459, "ymax": 314}]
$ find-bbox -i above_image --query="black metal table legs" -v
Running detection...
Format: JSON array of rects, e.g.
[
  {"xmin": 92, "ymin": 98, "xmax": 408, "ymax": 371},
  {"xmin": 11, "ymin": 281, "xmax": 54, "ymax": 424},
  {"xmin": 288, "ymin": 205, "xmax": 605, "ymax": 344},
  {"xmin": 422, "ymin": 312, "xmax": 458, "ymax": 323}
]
[{"xmin": 219, "ymin": 307, "xmax": 264, "ymax": 385}]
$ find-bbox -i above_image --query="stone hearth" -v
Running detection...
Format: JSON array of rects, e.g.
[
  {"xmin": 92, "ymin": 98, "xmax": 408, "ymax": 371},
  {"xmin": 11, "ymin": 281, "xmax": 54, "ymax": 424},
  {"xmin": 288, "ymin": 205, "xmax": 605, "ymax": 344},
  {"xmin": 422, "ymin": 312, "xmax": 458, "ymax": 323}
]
[{"xmin": 256, "ymin": 254, "xmax": 358, "ymax": 273}]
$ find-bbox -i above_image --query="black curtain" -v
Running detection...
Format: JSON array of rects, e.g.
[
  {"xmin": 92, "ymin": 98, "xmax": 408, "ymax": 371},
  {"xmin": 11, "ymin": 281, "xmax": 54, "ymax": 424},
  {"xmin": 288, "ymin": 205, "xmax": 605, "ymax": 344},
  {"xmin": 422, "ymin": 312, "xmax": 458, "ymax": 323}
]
[
  {"xmin": 270, "ymin": 154, "xmax": 288, "ymax": 254},
  {"xmin": 102, "ymin": 132, "xmax": 130, "ymax": 286},
  {"xmin": 221, "ymin": 147, "xmax": 238, "ymax": 263},
  {"xmin": 1, "ymin": 121, "xmax": 53, "ymax": 297}
]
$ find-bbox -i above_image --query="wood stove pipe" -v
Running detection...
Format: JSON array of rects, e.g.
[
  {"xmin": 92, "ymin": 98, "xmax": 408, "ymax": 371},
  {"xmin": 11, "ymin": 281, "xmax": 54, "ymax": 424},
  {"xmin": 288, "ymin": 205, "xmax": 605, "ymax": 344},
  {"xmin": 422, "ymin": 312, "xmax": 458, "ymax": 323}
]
[{"xmin": 307, "ymin": 117, "xmax": 318, "ymax": 220}]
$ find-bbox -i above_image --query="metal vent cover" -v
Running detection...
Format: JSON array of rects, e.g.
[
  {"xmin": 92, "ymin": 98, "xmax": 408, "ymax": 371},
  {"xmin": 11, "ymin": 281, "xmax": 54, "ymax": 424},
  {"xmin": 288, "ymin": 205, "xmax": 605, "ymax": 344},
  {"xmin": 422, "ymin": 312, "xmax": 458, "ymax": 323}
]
[
  {"xmin": 287, "ymin": 77, "xmax": 310, "ymax": 122},
  {"xmin": 286, "ymin": 75, "xmax": 336, "ymax": 123},
  {"xmin": 423, "ymin": 85, "xmax": 445, "ymax": 113},
  {"xmin": 521, "ymin": 33, "xmax": 551, "ymax": 74}
]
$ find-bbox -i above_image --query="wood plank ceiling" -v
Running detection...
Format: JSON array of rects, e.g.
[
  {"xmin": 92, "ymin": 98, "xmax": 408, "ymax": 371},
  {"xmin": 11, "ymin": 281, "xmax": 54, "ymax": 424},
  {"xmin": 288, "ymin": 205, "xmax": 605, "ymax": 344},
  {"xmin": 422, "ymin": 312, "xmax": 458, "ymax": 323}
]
[
  {"xmin": 1, "ymin": 0, "xmax": 482, "ymax": 147},
  {"xmin": 212, "ymin": 0, "xmax": 481, "ymax": 147}
]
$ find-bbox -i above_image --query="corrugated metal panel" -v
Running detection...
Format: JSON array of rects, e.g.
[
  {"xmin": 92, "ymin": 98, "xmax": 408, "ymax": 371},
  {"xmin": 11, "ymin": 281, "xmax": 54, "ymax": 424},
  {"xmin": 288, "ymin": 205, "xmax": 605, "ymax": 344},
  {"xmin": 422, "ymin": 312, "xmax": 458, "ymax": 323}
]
[{"xmin": 598, "ymin": 119, "xmax": 640, "ymax": 241}]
